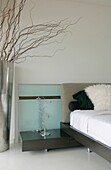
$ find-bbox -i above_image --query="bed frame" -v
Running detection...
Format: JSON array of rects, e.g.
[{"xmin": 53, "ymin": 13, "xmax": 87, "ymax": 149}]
[{"xmin": 60, "ymin": 83, "xmax": 111, "ymax": 163}]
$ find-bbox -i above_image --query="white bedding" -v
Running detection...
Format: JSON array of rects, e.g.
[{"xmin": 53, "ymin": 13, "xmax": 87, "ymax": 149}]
[{"xmin": 70, "ymin": 110, "xmax": 111, "ymax": 147}]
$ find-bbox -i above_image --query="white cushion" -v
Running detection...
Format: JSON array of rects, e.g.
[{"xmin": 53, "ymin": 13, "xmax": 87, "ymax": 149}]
[{"xmin": 85, "ymin": 84, "xmax": 111, "ymax": 111}]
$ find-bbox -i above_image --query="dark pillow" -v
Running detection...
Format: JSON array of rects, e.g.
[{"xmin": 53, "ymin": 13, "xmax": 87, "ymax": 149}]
[
  {"xmin": 68, "ymin": 101, "xmax": 80, "ymax": 111},
  {"xmin": 72, "ymin": 90, "xmax": 94, "ymax": 110}
]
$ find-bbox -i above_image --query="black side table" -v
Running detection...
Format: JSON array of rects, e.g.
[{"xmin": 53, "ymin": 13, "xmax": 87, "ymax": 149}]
[{"xmin": 20, "ymin": 129, "xmax": 80, "ymax": 152}]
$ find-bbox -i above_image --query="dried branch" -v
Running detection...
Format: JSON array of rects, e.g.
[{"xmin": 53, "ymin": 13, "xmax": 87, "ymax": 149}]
[{"xmin": 0, "ymin": 0, "xmax": 79, "ymax": 63}]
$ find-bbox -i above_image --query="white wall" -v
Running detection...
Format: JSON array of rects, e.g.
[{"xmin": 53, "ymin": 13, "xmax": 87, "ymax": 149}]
[
  {"xmin": 15, "ymin": 0, "xmax": 111, "ymax": 84},
  {"xmin": 12, "ymin": 0, "xmax": 111, "ymax": 142}
]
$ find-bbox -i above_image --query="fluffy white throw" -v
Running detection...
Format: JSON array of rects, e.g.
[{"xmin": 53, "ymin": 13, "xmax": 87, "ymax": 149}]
[{"xmin": 85, "ymin": 84, "xmax": 111, "ymax": 111}]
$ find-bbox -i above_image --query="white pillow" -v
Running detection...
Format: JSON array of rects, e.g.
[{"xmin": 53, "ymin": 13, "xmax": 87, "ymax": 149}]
[{"xmin": 85, "ymin": 84, "xmax": 111, "ymax": 111}]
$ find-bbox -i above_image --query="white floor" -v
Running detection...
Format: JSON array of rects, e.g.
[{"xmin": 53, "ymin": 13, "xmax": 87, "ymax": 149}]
[{"xmin": 0, "ymin": 144, "xmax": 111, "ymax": 170}]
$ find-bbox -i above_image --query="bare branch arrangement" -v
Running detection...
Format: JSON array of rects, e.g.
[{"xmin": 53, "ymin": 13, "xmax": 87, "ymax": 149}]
[{"xmin": 0, "ymin": 0, "xmax": 78, "ymax": 63}]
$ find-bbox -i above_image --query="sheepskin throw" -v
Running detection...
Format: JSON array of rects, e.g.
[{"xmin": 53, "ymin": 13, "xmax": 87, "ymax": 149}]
[{"xmin": 85, "ymin": 84, "xmax": 111, "ymax": 111}]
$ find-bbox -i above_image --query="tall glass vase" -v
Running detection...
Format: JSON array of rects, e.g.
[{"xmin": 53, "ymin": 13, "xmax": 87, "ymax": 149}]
[
  {"xmin": 0, "ymin": 61, "xmax": 14, "ymax": 152},
  {"xmin": 38, "ymin": 97, "xmax": 50, "ymax": 137}
]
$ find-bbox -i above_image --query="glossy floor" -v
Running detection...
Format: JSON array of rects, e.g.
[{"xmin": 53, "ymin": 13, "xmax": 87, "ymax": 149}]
[{"xmin": 0, "ymin": 144, "xmax": 111, "ymax": 170}]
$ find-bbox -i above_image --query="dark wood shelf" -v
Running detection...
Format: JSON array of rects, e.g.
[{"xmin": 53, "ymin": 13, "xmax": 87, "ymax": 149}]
[
  {"xmin": 20, "ymin": 129, "xmax": 80, "ymax": 152},
  {"xmin": 19, "ymin": 96, "xmax": 61, "ymax": 100}
]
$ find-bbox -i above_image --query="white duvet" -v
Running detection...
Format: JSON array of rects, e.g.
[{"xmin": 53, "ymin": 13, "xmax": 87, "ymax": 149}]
[{"xmin": 70, "ymin": 110, "xmax": 111, "ymax": 147}]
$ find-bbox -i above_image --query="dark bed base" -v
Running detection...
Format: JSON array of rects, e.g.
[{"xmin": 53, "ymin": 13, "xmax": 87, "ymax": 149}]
[{"xmin": 61, "ymin": 122, "xmax": 111, "ymax": 163}]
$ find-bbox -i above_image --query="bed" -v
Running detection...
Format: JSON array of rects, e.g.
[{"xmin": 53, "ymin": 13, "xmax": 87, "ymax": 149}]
[{"xmin": 61, "ymin": 83, "xmax": 111, "ymax": 162}]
